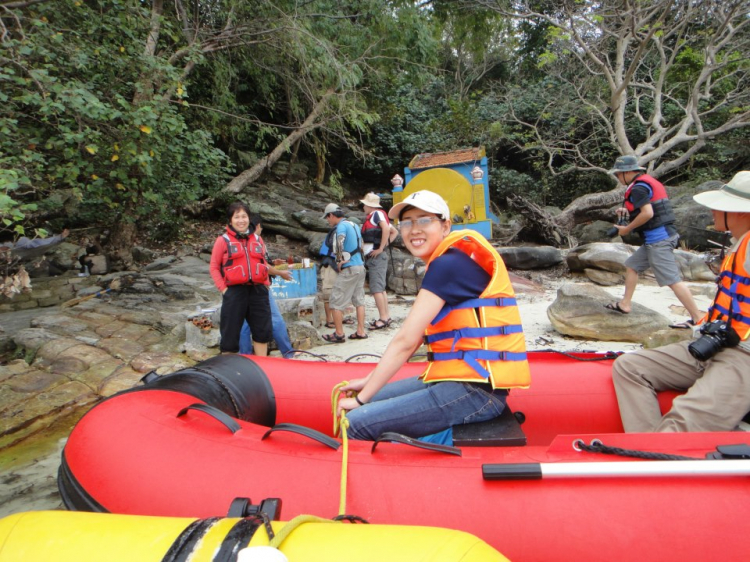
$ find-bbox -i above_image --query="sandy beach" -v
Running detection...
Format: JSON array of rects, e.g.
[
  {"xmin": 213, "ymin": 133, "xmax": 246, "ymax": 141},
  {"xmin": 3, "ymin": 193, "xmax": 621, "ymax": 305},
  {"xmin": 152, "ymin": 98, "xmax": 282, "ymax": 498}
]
[{"xmin": 298, "ymin": 275, "xmax": 714, "ymax": 362}]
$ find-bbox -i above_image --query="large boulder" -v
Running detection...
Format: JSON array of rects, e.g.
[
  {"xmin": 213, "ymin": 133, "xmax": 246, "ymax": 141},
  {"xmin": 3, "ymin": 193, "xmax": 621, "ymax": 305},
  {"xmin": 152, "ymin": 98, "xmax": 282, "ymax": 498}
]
[
  {"xmin": 567, "ymin": 243, "xmax": 634, "ymax": 274},
  {"xmin": 568, "ymin": 242, "xmax": 713, "ymax": 283},
  {"xmin": 671, "ymin": 180, "xmax": 722, "ymax": 251},
  {"xmin": 496, "ymin": 246, "xmax": 563, "ymax": 270},
  {"xmin": 547, "ymin": 283, "xmax": 670, "ymax": 343}
]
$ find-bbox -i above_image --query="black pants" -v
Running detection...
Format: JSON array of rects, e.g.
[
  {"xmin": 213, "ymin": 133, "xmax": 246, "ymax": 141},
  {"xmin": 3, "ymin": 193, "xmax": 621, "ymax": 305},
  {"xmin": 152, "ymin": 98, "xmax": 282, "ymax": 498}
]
[{"xmin": 220, "ymin": 284, "xmax": 272, "ymax": 353}]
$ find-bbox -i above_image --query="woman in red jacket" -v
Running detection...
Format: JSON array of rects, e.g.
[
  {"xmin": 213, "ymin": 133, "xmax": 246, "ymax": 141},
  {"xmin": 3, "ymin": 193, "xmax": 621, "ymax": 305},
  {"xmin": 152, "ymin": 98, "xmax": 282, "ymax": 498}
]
[{"xmin": 209, "ymin": 202, "xmax": 285, "ymax": 355}]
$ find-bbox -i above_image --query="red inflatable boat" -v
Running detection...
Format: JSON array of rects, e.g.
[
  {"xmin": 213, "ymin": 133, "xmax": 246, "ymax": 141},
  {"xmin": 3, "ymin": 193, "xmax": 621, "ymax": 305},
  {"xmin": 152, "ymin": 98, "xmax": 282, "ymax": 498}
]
[{"xmin": 59, "ymin": 354, "xmax": 750, "ymax": 561}]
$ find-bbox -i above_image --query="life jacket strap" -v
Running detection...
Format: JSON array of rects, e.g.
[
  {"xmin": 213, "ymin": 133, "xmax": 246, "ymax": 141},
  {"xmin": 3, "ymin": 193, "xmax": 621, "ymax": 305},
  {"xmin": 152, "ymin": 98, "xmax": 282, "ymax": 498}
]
[
  {"xmin": 718, "ymin": 270, "xmax": 750, "ymax": 285},
  {"xmin": 427, "ymin": 350, "xmax": 528, "ymax": 380},
  {"xmin": 432, "ymin": 297, "xmax": 518, "ymax": 324},
  {"xmin": 424, "ymin": 325, "xmax": 524, "ymax": 349},
  {"xmin": 708, "ymin": 303, "xmax": 750, "ymax": 327}
]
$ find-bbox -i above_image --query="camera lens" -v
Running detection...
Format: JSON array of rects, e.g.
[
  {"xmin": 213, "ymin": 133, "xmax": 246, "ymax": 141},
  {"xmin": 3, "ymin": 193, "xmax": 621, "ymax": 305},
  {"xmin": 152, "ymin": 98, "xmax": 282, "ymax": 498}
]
[
  {"xmin": 606, "ymin": 226, "xmax": 619, "ymax": 238},
  {"xmin": 688, "ymin": 335, "xmax": 722, "ymax": 361}
]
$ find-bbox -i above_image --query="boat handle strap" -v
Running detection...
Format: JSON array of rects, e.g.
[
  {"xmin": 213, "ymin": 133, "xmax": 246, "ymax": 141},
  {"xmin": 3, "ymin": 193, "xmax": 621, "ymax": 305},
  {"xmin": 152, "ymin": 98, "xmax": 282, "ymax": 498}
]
[
  {"xmin": 371, "ymin": 432, "xmax": 462, "ymax": 457},
  {"xmin": 261, "ymin": 423, "xmax": 341, "ymax": 450},
  {"xmin": 177, "ymin": 403, "xmax": 241, "ymax": 434}
]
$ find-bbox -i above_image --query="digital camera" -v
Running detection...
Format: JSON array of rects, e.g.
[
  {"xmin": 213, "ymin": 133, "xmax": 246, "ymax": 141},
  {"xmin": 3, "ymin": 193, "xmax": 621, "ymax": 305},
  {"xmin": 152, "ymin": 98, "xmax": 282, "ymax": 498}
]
[
  {"xmin": 688, "ymin": 320, "xmax": 740, "ymax": 361},
  {"xmin": 606, "ymin": 215, "xmax": 629, "ymax": 238}
]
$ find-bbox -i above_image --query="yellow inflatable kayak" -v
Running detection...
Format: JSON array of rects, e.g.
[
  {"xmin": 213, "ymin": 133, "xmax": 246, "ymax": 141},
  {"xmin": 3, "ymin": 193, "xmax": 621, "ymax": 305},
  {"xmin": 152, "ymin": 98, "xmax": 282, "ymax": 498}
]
[{"xmin": 0, "ymin": 510, "xmax": 506, "ymax": 561}]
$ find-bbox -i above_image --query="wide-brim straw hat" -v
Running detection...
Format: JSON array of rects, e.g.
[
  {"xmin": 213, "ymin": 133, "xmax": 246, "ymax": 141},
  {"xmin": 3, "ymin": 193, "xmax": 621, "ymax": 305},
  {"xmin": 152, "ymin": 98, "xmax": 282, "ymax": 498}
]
[
  {"xmin": 359, "ymin": 193, "xmax": 382, "ymax": 208},
  {"xmin": 693, "ymin": 171, "xmax": 750, "ymax": 213}
]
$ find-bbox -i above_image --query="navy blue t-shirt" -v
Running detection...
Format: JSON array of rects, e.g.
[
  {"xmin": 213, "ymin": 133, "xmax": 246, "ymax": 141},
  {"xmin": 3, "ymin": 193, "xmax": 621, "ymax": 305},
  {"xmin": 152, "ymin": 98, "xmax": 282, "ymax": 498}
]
[{"xmin": 420, "ymin": 248, "xmax": 491, "ymax": 306}]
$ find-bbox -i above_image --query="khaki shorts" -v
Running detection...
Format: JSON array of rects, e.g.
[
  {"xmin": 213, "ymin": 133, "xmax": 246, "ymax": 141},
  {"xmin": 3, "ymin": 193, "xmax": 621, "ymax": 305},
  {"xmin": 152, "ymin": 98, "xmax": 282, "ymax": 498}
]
[
  {"xmin": 330, "ymin": 265, "xmax": 366, "ymax": 310},
  {"xmin": 320, "ymin": 266, "xmax": 337, "ymax": 301}
]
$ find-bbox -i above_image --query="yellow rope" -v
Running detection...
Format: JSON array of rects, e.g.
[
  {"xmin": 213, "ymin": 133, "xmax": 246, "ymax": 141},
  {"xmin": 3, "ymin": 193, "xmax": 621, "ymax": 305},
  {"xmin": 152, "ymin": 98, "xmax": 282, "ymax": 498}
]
[
  {"xmin": 267, "ymin": 514, "xmax": 334, "ymax": 549},
  {"xmin": 331, "ymin": 381, "xmax": 348, "ymax": 437},
  {"xmin": 247, "ymin": 383, "xmax": 354, "ymax": 555},
  {"xmin": 330, "ymin": 380, "xmax": 352, "ymax": 515},
  {"xmin": 338, "ymin": 414, "xmax": 350, "ymax": 516}
]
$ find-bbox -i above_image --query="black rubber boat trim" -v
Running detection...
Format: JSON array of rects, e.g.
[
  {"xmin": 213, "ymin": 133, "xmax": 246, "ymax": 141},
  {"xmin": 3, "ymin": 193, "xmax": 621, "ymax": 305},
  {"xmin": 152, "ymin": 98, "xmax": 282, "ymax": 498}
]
[
  {"xmin": 57, "ymin": 453, "xmax": 108, "ymax": 512},
  {"xmin": 371, "ymin": 432, "xmax": 462, "ymax": 456},
  {"xmin": 261, "ymin": 423, "xmax": 341, "ymax": 450},
  {"xmin": 177, "ymin": 403, "xmax": 242, "ymax": 434}
]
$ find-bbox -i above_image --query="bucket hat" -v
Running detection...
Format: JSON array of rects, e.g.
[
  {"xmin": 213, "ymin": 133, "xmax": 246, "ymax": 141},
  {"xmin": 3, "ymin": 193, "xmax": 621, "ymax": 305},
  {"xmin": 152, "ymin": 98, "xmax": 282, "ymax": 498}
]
[
  {"xmin": 359, "ymin": 193, "xmax": 382, "ymax": 209},
  {"xmin": 609, "ymin": 155, "xmax": 646, "ymax": 174},
  {"xmin": 388, "ymin": 190, "xmax": 451, "ymax": 222},
  {"xmin": 322, "ymin": 203, "xmax": 342, "ymax": 219},
  {"xmin": 693, "ymin": 171, "xmax": 750, "ymax": 213}
]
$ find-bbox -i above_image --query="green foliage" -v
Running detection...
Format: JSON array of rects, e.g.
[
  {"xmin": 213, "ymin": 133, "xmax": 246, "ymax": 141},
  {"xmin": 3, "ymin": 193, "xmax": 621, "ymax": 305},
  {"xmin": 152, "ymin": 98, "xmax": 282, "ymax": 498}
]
[{"xmin": 0, "ymin": 0, "xmax": 229, "ymax": 241}]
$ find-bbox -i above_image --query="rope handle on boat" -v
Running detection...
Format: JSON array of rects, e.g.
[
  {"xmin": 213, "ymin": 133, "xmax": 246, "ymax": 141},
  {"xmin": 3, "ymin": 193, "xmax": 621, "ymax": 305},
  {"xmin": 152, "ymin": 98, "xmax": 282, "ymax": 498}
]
[
  {"xmin": 573, "ymin": 439, "xmax": 699, "ymax": 461},
  {"xmin": 176, "ymin": 403, "xmax": 241, "ymax": 434},
  {"xmin": 261, "ymin": 423, "xmax": 340, "ymax": 450}
]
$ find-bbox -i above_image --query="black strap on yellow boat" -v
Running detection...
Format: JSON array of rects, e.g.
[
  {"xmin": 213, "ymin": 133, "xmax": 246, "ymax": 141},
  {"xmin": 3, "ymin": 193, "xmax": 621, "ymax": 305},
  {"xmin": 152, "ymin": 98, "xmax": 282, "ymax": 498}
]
[
  {"xmin": 161, "ymin": 517, "xmax": 221, "ymax": 562},
  {"xmin": 213, "ymin": 517, "xmax": 263, "ymax": 562}
]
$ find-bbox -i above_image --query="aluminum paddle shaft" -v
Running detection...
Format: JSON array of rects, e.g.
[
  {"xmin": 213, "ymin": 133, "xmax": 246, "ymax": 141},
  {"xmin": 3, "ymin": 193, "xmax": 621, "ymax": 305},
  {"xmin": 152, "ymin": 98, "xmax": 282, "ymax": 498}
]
[{"xmin": 483, "ymin": 459, "xmax": 750, "ymax": 480}]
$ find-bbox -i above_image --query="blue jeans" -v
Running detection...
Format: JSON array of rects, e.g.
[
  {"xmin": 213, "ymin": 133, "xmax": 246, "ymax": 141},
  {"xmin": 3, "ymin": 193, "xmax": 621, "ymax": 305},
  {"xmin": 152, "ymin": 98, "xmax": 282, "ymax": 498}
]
[
  {"xmin": 239, "ymin": 293, "xmax": 293, "ymax": 356},
  {"xmin": 345, "ymin": 376, "xmax": 507, "ymax": 441}
]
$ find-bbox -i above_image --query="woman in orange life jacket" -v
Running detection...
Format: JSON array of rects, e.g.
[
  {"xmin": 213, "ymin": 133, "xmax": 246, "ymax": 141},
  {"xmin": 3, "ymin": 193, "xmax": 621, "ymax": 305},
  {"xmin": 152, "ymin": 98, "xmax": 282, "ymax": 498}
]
[
  {"xmin": 209, "ymin": 202, "xmax": 291, "ymax": 355},
  {"xmin": 337, "ymin": 190, "xmax": 530, "ymax": 441}
]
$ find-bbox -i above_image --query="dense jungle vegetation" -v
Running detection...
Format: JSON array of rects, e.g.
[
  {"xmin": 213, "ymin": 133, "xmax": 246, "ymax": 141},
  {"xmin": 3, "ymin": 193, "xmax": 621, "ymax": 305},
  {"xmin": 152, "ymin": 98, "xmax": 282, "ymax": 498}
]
[{"xmin": 1, "ymin": 0, "xmax": 748, "ymax": 252}]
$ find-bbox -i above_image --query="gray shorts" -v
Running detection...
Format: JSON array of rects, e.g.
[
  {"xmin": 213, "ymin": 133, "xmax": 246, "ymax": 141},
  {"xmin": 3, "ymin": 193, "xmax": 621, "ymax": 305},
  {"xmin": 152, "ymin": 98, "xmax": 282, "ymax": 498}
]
[
  {"xmin": 365, "ymin": 251, "xmax": 389, "ymax": 293},
  {"xmin": 624, "ymin": 234, "xmax": 682, "ymax": 286},
  {"xmin": 330, "ymin": 265, "xmax": 366, "ymax": 310}
]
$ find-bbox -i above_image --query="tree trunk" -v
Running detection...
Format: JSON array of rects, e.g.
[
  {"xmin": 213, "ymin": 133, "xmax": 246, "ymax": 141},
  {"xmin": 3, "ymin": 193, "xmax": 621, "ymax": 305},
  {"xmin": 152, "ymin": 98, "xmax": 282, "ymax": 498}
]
[
  {"xmin": 507, "ymin": 194, "xmax": 576, "ymax": 248},
  {"xmin": 107, "ymin": 221, "xmax": 137, "ymax": 270},
  {"xmin": 224, "ymin": 89, "xmax": 334, "ymax": 194},
  {"xmin": 507, "ymin": 183, "xmax": 627, "ymax": 248}
]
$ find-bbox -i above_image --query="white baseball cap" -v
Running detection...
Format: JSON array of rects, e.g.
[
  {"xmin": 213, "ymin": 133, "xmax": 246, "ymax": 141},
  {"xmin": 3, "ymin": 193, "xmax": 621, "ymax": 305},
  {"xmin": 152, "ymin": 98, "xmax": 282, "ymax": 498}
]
[
  {"xmin": 322, "ymin": 203, "xmax": 342, "ymax": 219},
  {"xmin": 693, "ymin": 171, "xmax": 750, "ymax": 213},
  {"xmin": 388, "ymin": 190, "xmax": 451, "ymax": 221}
]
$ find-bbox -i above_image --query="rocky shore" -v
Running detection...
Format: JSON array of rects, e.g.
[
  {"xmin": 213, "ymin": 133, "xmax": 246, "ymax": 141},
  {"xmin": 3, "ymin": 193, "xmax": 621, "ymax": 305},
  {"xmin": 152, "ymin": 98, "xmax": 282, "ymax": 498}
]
[{"xmin": 0, "ymin": 239, "xmax": 717, "ymax": 519}]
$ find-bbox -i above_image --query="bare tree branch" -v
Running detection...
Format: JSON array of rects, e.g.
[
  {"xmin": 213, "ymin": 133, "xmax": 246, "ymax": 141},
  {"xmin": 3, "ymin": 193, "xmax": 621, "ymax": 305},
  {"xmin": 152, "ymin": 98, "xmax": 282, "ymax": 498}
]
[{"xmin": 1, "ymin": 0, "xmax": 50, "ymax": 8}]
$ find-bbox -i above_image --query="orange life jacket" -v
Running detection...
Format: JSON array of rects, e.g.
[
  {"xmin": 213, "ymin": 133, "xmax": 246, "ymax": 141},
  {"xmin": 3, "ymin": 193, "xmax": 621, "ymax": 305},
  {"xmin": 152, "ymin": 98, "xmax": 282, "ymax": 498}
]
[
  {"xmin": 421, "ymin": 231, "xmax": 531, "ymax": 389},
  {"xmin": 221, "ymin": 229, "xmax": 269, "ymax": 286},
  {"xmin": 702, "ymin": 232, "xmax": 750, "ymax": 340}
]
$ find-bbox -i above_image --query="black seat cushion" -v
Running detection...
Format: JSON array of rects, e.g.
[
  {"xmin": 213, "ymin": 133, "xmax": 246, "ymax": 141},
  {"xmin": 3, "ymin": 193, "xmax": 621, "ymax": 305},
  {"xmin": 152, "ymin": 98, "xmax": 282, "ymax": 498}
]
[{"xmin": 453, "ymin": 407, "xmax": 526, "ymax": 447}]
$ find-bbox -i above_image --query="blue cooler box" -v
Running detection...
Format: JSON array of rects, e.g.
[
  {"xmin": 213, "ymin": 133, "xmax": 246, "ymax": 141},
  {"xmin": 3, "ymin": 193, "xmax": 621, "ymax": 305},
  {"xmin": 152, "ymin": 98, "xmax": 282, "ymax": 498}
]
[{"xmin": 271, "ymin": 264, "xmax": 317, "ymax": 299}]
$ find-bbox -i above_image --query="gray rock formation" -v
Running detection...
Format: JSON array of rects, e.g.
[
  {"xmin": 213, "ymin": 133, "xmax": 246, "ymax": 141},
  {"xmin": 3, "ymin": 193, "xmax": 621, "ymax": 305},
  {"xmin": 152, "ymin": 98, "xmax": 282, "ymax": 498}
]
[
  {"xmin": 567, "ymin": 242, "xmax": 714, "ymax": 284},
  {"xmin": 496, "ymin": 246, "xmax": 563, "ymax": 270},
  {"xmin": 547, "ymin": 283, "xmax": 671, "ymax": 343}
]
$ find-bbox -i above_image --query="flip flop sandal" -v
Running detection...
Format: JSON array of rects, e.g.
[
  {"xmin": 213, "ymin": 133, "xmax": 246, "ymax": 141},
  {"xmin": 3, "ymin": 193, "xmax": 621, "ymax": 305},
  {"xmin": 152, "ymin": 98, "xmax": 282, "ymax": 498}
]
[
  {"xmin": 348, "ymin": 332, "xmax": 369, "ymax": 340},
  {"xmin": 604, "ymin": 302, "xmax": 629, "ymax": 314},
  {"xmin": 368, "ymin": 319, "xmax": 392, "ymax": 330},
  {"xmin": 322, "ymin": 332, "xmax": 346, "ymax": 343},
  {"xmin": 325, "ymin": 321, "xmax": 336, "ymax": 329},
  {"xmin": 669, "ymin": 319, "xmax": 696, "ymax": 329},
  {"xmin": 342, "ymin": 317, "xmax": 355, "ymax": 325}
]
